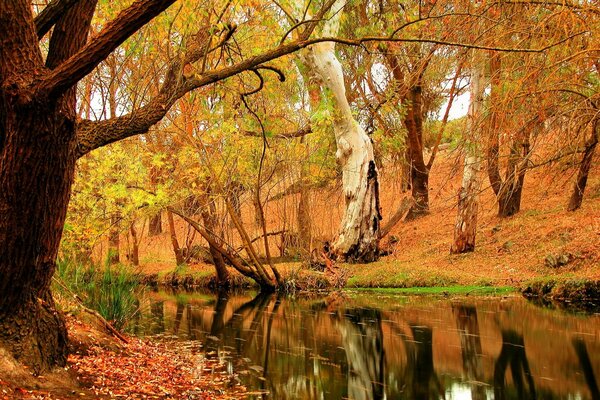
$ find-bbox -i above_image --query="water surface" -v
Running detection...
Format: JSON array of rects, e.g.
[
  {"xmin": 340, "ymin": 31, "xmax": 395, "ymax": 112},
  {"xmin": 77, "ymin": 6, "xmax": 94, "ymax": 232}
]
[{"xmin": 127, "ymin": 290, "xmax": 600, "ymax": 399}]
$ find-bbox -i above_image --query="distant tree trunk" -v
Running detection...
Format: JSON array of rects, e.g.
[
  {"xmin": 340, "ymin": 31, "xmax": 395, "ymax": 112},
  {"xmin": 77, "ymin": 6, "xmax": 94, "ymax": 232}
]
[
  {"xmin": 487, "ymin": 52, "xmax": 537, "ymax": 218},
  {"xmin": 148, "ymin": 212, "xmax": 162, "ymax": 236},
  {"xmin": 568, "ymin": 120, "xmax": 599, "ymax": 211},
  {"xmin": 226, "ymin": 181, "xmax": 244, "ymax": 229},
  {"xmin": 297, "ymin": 138, "xmax": 312, "ymax": 253},
  {"xmin": 301, "ymin": 1, "xmax": 382, "ymax": 262},
  {"xmin": 107, "ymin": 214, "xmax": 120, "ymax": 264},
  {"xmin": 386, "ymin": 53, "xmax": 430, "ymax": 218},
  {"xmin": 148, "ymin": 164, "xmax": 163, "ymax": 235},
  {"xmin": 404, "ymin": 86, "xmax": 430, "ymax": 219},
  {"xmin": 497, "ymin": 137, "xmax": 529, "ymax": 217},
  {"xmin": 487, "ymin": 52, "xmax": 505, "ymax": 202},
  {"xmin": 129, "ymin": 222, "xmax": 140, "ymax": 266},
  {"xmin": 199, "ymin": 189, "xmax": 230, "ymax": 284},
  {"xmin": 251, "ymin": 192, "xmax": 263, "ymax": 229},
  {"xmin": 451, "ymin": 57, "xmax": 485, "ymax": 254},
  {"xmin": 167, "ymin": 210, "xmax": 185, "ymax": 265}
]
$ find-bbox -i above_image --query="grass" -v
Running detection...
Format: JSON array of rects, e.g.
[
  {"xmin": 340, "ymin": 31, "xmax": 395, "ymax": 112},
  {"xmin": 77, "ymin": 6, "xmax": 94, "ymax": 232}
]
[
  {"xmin": 348, "ymin": 285, "xmax": 516, "ymax": 296},
  {"xmin": 54, "ymin": 258, "xmax": 143, "ymax": 330}
]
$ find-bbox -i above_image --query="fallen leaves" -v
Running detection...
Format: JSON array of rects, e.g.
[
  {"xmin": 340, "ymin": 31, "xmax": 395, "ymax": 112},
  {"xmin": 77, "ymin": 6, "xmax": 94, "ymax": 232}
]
[{"xmin": 68, "ymin": 338, "xmax": 247, "ymax": 399}]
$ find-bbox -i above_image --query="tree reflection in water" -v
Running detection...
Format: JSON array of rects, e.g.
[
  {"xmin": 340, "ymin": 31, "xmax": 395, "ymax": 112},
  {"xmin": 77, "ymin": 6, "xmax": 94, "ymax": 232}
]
[
  {"xmin": 133, "ymin": 292, "xmax": 600, "ymax": 400},
  {"xmin": 573, "ymin": 338, "xmax": 600, "ymax": 400},
  {"xmin": 405, "ymin": 325, "xmax": 444, "ymax": 400},
  {"xmin": 453, "ymin": 304, "xmax": 486, "ymax": 400},
  {"xmin": 337, "ymin": 308, "xmax": 386, "ymax": 400},
  {"xmin": 494, "ymin": 330, "xmax": 536, "ymax": 400}
]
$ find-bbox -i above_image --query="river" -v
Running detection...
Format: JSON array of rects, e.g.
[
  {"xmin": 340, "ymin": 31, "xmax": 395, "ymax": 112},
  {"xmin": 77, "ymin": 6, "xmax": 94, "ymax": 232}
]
[{"xmin": 126, "ymin": 290, "xmax": 600, "ymax": 399}]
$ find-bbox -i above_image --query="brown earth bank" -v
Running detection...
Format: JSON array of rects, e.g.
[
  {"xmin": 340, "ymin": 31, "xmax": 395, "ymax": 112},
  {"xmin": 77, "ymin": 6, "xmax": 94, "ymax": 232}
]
[
  {"xmin": 88, "ymin": 147, "xmax": 599, "ymax": 300},
  {"xmin": 0, "ymin": 313, "xmax": 247, "ymax": 399}
]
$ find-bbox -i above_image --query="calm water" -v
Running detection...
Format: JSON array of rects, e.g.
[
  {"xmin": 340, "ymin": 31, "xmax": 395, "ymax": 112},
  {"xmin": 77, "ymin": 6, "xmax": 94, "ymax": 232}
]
[{"xmin": 126, "ymin": 290, "xmax": 600, "ymax": 400}]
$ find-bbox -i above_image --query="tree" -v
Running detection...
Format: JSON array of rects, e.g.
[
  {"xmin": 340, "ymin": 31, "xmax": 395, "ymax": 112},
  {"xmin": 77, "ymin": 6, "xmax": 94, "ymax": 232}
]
[
  {"xmin": 451, "ymin": 51, "xmax": 485, "ymax": 254},
  {"xmin": 299, "ymin": 0, "xmax": 383, "ymax": 261},
  {"xmin": 0, "ymin": 0, "xmax": 343, "ymax": 372}
]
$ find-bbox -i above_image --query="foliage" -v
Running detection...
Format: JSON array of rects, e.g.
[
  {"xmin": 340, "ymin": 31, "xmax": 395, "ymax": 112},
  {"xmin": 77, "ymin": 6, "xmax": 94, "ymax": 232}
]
[{"xmin": 54, "ymin": 259, "xmax": 142, "ymax": 330}]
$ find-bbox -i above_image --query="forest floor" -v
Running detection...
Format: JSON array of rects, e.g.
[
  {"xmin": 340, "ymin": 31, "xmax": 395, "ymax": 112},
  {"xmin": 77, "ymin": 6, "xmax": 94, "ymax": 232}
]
[{"xmin": 0, "ymin": 313, "xmax": 247, "ymax": 399}]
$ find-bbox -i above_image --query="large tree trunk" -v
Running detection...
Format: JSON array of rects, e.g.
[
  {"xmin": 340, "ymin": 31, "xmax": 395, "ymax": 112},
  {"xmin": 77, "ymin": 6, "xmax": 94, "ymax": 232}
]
[
  {"xmin": 0, "ymin": 0, "xmax": 99, "ymax": 373},
  {"xmin": 451, "ymin": 57, "xmax": 485, "ymax": 254},
  {"xmin": 568, "ymin": 120, "xmax": 598, "ymax": 211},
  {"xmin": 301, "ymin": 1, "xmax": 382, "ymax": 262},
  {"xmin": 497, "ymin": 138, "xmax": 529, "ymax": 217}
]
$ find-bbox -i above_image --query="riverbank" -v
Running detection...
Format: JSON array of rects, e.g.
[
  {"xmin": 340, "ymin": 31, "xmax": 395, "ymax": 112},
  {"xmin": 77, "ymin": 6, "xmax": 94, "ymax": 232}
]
[{"xmin": 0, "ymin": 311, "xmax": 247, "ymax": 399}]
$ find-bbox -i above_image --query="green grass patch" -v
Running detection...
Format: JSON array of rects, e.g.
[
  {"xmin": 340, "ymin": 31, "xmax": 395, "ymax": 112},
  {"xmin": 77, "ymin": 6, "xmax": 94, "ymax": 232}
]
[
  {"xmin": 54, "ymin": 258, "xmax": 143, "ymax": 330},
  {"xmin": 349, "ymin": 285, "xmax": 516, "ymax": 296}
]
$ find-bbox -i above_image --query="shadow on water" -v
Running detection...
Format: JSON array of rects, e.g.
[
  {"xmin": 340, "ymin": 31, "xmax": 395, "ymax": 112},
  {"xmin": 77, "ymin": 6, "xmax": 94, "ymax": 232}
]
[{"xmin": 130, "ymin": 291, "xmax": 600, "ymax": 400}]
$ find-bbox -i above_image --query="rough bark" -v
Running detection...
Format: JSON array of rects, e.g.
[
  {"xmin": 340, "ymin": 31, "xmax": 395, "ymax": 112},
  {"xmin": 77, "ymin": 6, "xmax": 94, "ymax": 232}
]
[
  {"xmin": 35, "ymin": 0, "xmax": 82, "ymax": 39},
  {"xmin": 568, "ymin": 120, "xmax": 598, "ymax": 211},
  {"xmin": 451, "ymin": 56, "xmax": 485, "ymax": 254},
  {"xmin": 199, "ymin": 190, "xmax": 230, "ymax": 284},
  {"xmin": 301, "ymin": 0, "xmax": 382, "ymax": 262},
  {"xmin": 0, "ymin": 0, "xmax": 95, "ymax": 373}
]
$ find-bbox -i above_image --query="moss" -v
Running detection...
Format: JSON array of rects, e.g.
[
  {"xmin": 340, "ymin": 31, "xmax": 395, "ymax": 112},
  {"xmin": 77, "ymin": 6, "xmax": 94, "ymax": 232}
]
[
  {"xmin": 521, "ymin": 278, "xmax": 600, "ymax": 310},
  {"xmin": 349, "ymin": 286, "xmax": 516, "ymax": 296}
]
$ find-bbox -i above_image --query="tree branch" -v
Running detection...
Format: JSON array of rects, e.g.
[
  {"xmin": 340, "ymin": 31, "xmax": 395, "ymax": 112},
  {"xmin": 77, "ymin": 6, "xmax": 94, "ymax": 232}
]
[
  {"xmin": 242, "ymin": 125, "xmax": 312, "ymax": 139},
  {"xmin": 34, "ymin": 0, "xmax": 82, "ymax": 39},
  {"xmin": 74, "ymin": 0, "xmax": 575, "ymax": 157},
  {"xmin": 32, "ymin": 0, "xmax": 176, "ymax": 100}
]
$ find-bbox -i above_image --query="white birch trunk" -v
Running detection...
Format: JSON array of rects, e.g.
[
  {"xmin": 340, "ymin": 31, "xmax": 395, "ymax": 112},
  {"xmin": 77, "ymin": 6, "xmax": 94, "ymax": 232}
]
[
  {"xmin": 299, "ymin": 1, "xmax": 382, "ymax": 261},
  {"xmin": 451, "ymin": 53, "xmax": 485, "ymax": 253}
]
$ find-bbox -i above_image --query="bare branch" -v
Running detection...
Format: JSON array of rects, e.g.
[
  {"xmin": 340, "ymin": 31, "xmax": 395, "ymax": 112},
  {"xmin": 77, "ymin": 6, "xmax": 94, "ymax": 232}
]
[{"xmin": 242, "ymin": 126, "xmax": 312, "ymax": 139}]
